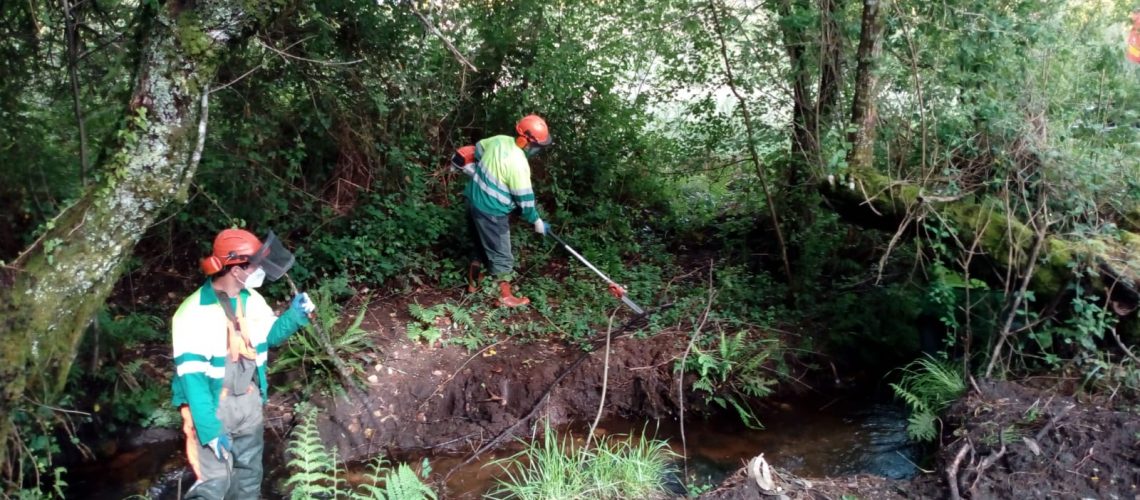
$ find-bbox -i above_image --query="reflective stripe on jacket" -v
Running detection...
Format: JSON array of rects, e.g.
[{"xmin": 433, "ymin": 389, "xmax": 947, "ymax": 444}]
[
  {"xmin": 170, "ymin": 281, "xmax": 307, "ymax": 445},
  {"xmin": 464, "ymin": 135, "xmax": 540, "ymax": 223}
]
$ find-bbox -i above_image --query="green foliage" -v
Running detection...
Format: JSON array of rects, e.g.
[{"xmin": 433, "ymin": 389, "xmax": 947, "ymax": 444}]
[
  {"xmin": 681, "ymin": 330, "xmax": 780, "ymax": 428},
  {"xmin": 490, "ymin": 421, "xmax": 676, "ymax": 500},
  {"xmin": 354, "ymin": 458, "xmax": 437, "ymax": 500},
  {"xmin": 5, "ymin": 467, "xmax": 68, "ymax": 500},
  {"xmin": 308, "ymin": 192, "xmax": 460, "ymax": 287},
  {"xmin": 286, "ymin": 403, "xmax": 343, "ymax": 499},
  {"xmin": 286, "ymin": 403, "xmax": 435, "ymax": 500},
  {"xmin": 63, "ymin": 310, "xmax": 173, "ymax": 433},
  {"xmin": 890, "ymin": 355, "xmax": 967, "ymax": 441},
  {"xmin": 274, "ymin": 276, "xmax": 374, "ymax": 394},
  {"xmin": 4, "ymin": 400, "xmax": 76, "ymax": 497},
  {"xmin": 7, "ymin": 0, "xmax": 1140, "ymax": 491},
  {"xmin": 405, "ymin": 300, "xmax": 497, "ymax": 351}
]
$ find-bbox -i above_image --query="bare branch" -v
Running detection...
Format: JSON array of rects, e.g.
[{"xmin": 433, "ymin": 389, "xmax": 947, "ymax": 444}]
[{"xmin": 405, "ymin": 1, "xmax": 477, "ymax": 73}]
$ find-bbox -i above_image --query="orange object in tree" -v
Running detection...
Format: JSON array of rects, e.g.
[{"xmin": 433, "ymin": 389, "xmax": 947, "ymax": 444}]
[{"xmin": 1128, "ymin": 11, "xmax": 1140, "ymax": 64}]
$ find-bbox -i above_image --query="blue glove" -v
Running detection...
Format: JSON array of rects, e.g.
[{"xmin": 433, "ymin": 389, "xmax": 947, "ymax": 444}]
[
  {"xmin": 291, "ymin": 292, "xmax": 316, "ymax": 315},
  {"xmin": 208, "ymin": 434, "xmax": 232, "ymax": 461},
  {"xmin": 534, "ymin": 218, "xmax": 548, "ymax": 235}
]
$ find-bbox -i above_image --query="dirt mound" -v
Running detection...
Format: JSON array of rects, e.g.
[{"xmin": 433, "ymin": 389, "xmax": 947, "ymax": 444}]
[
  {"xmin": 911, "ymin": 379, "xmax": 1140, "ymax": 499},
  {"xmin": 266, "ymin": 314, "xmax": 692, "ymax": 464}
]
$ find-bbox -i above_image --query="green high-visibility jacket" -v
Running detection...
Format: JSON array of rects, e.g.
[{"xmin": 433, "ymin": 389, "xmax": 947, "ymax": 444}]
[
  {"xmin": 170, "ymin": 281, "xmax": 308, "ymax": 445},
  {"xmin": 464, "ymin": 135, "xmax": 541, "ymax": 223}
]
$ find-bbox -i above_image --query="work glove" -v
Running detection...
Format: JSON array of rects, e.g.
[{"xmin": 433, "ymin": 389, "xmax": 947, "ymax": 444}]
[
  {"xmin": 291, "ymin": 292, "xmax": 316, "ymax": 315},
  {"xmin": 208, "ymin": 434, "xmax": 232, "ymax": 461},
  {"xmin": 534, "ymin": 218, "xmax": 547, "ymax": 235}
]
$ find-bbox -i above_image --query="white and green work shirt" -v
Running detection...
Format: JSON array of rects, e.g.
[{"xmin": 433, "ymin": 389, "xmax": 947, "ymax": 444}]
[
  {"xmin": 464, "ymin": 135, "xmax": 541, "ymax": 223},
  {"xmin": 170, "ymin": 281, "xmax": 308, "ymax": 445}
]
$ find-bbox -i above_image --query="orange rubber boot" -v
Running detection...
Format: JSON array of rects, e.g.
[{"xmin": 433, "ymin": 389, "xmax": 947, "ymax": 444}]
[
  {"xmin": 498, "ymin": 281, "xmax": 530, "ymax": 307},
  {"xmin": 467, "ymin": 262, "xmax": 484, "ymax": 293}
]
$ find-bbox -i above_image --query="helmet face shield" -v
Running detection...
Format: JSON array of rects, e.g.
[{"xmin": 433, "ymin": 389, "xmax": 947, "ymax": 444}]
[
  {"xmin": 524, "ymin": 144, "xmax": 544, "ymax": 158},
  {"xmin": 248, "ymin": 231, "xmax": 295, "ymax": 281}
]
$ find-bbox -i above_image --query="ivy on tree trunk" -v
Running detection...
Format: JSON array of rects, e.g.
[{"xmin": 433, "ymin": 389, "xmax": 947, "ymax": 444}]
[{"xmin": 0, "ymin": 0, "xmax": 255, "ymax": 471}]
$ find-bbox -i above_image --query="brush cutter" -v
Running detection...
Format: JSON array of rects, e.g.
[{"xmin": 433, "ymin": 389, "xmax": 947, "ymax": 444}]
[{"xmin": 547, "ymin": 231, "xmax": 645, "ymax": 315}]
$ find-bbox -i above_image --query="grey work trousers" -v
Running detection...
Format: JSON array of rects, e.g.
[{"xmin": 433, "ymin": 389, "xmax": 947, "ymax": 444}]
[
  {"xmin": 185, "ymin": 357, "xmax": 264, "ymax": 500},
  {"xmin": 467, "ymin": 199, "xmax": 515, "ymax": 279}
]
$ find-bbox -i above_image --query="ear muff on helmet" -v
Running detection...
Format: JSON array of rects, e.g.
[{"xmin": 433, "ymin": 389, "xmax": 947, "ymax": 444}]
[{"xmin": 200, "ymin": 256, "xmax": 224, "ymax": 275}]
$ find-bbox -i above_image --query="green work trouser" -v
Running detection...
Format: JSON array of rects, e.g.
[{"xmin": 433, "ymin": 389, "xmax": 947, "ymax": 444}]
[
  {"xmin": 467, "ymin": 199, "xmax": 515, "ymax": 279},
  {"xmin": 185, "ymin": 358, "xmax": 265, "ymax": 500}
]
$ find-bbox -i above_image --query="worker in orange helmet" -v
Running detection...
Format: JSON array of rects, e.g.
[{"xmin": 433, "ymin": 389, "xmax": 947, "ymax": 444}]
[
  {"xmin": 170, "ymin": 228, "xmax": 314, "ymax": 499},
  {"xmin": 450, "ymin": 114, "xmax": 553, "ymax": 307},
  {"xmin": 1128, "ymin": 9, "xmax": 1140, "ymax": 64}
]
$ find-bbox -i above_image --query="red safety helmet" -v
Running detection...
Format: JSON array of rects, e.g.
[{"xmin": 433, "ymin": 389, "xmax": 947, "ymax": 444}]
[
  {"xmin": 515, "ymin": 114, "xmax": 552, "ymax": 148},
  {"xmin": 200, "ymin": 229, "xmax": 262, "ymax": 275}
]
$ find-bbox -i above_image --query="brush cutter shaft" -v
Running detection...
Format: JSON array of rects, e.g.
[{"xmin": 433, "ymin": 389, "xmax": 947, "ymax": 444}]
[
  {"xmin": 550, "ymin": 233, "xmax": 616, "ymax": 285},
  {"xmin": 549, "ymin": 232, "xmax": 645, "ymax": 315}
]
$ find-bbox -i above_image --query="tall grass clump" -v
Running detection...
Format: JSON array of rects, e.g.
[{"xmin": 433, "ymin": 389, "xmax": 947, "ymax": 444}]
[
  {"xmin": 490, "ymin": 422, "xmax": 675, "ymax": 500},
  {"xmin": 890, "ymin": 355, "xmax": 966, "ymax": 441}
]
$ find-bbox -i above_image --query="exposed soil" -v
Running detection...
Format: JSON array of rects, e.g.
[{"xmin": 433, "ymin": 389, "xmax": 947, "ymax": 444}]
[
  {"xmin": 262, "ymin": 287, "xmax": 706, "ymax": 483},
  {"xmin": 913, "ymin": 379, "xmax": 1140, "ymax": 499}
]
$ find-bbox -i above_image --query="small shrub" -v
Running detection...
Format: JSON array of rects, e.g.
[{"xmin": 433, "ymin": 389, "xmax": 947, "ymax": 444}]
[
  {"xmin": 285, "ymin": 403, "xmax": 342, "ymax": 499},
  {"xmin": 285, "ymin": 403, "xmax": 435, "ymax": 500},
  {"xmin": 355, "ymin": 458, "xmax": 437, "ymax": 500},
  {"xmin": 274, "ymin": 277, "xmax": 374, "ymax": 395},
  {"xmin": 890, "ymin": 355, "xmax": 966, "ymax": 441},
  {"xmin": 681, "ymin": 330, "xmax": 780, "ymax": 428}
]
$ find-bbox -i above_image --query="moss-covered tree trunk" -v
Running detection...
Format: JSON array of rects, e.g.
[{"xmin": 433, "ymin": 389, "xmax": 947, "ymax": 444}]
[
  {"xmin": 820, "ymin": 169, "xmax": 1140, "ymax": 304},
  {"xmin": 0, "ymin": 0, "xmax": 253, "ymax": 467}
]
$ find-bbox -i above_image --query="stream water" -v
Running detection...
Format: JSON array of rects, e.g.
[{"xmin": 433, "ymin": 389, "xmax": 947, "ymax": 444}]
[
  {"xmin": 73, "ymin": 392, "xmax": 918, "ymax": 499},
  {"xmin": 424, "ymin": 395, "xmax": 919, "ymax": 498}
]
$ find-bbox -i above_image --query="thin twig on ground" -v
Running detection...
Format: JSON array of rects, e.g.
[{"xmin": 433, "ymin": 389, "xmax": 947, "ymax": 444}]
[
  {"xmin": 968, "ymin": 439, "xmax": 1007, "ymax": 495},
  {"xmin": 947, "ymin": 440, "xmax": 972, "ymax": 500},
  {"xmin": 444, "ymin": 347, "xmax": 594, "ymax": 480},
  {"xmin": 1034, "ymin": 404, "xmax": 1075, "ymax": 442}
]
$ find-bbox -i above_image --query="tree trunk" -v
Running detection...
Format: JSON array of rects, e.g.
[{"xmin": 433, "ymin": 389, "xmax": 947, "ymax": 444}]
[
  {"xmin": 778, "ymin": 0, "xmax": 821, "ymax": 172},
  {"xmin": 816, "ymin": 0, "xmax": 844, "ymax": 133},
  {"xmin": 847, "ymin": 0, "xmax": 885, "ymax": 171},
  {"xmin": 0, "ymin": 0, "xmax": 253, "ymax": 469},
  {"xmin": 820, "ymin": 169, "xmax": 1140, "ymax": 305}
]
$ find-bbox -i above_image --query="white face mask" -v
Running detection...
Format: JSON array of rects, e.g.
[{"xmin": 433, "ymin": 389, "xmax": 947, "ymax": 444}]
[{"xmin": 239, "ymin": 267, "xmax": 266, "ymax": 289}]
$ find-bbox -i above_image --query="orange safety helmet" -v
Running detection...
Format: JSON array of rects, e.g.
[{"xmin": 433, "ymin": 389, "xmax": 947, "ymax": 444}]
[
  {"xmin": 200, "ymin": 229, "xmax": 263, "ymax": 275},
  {"xmin": 515, "ymin": 114, "xmax": 552, "ymax": 148}
]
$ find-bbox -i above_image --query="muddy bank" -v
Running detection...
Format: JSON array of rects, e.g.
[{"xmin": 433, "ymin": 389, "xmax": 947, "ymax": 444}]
[
  {"xmin": 274, "ymin": 326, "xmax": 698, "ymax": 463},
  {"xmin": 702, "ymin": 379, "xmax": 1140, "ymax": 499},
  {"xmin": 917, "ymin": 379, "xmax": 1140, "ymax": 499}
]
